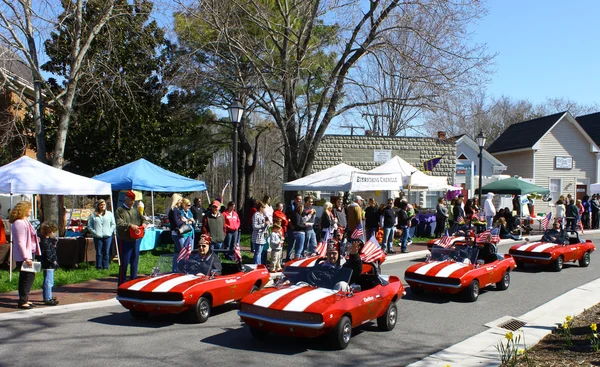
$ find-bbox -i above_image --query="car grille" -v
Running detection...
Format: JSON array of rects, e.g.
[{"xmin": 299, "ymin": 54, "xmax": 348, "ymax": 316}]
[
  {"xmin": 117, "ymin": 289, "xmax": 184, "ymax": 302},
  {"xmin": 509, "ymin": 250, "xmax": 551, "ymax": 259},
  {"xmin": 240, "ymin": 304, "xmax": 323, "ymax": 323},
  {"xmin": 406, "ymin": 273, "xmax": 461, "ymax": 286}
]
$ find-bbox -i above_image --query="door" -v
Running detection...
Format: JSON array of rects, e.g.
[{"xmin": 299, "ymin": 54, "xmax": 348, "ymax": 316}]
[{"xmin": 577, "ymin": 185, "xmax": 587, "ymax": 201}]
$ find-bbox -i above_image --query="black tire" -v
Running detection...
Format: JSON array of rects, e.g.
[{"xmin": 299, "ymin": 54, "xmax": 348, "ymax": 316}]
[
  {"xmin": 551, "ymin": 256, "xmax": 564, "ymax": 272},
  {"xmin": 464, "ymin": 280, "xmax": 480, "ymax": 302},
  {"xmin": 411, "ymin": 286, "xmax": 425, "ymax": 295},
  {"xmin": 515, "ymin": 260, "xmax": 525, "ymax": 269},
  {"xmin": 189, "ymin": 296, "xmax": 211, "ymax": 323},
  {"xmin": 496, "ymin": 271, "xmax": 510, "ymax": 291},
  {"xmin": 249, "ymin": 326, "xmax": 269, "ymax": 340},
  {"xmin": 579, "ymin": 252, "xmax": 591, "ymax": 267},
  {"xmin": 329, "ymin": 316, "xmax": 352, "ymax": 350},
  {"xmin": 129, "ymin": 310, "xmax": 149, "ymax": 319},
  {"xmin": 377, "ymin": 302, "xmax": 397, "ymax": 331}
]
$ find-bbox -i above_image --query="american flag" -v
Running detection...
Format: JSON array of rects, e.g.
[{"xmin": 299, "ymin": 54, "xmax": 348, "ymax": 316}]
[
  {"xmin": 476, "ymin": 227, "xmax": 500, "ymax": 244},
  {"xmin": 234, "ymin": 242, "xmax": 243, "ymax": 263},
  {"xmin": 361, "ymin": 235, "xmax": 386, "ymax": 264},
  {"xmin": 541, "ymin": 212, "xmax": 552, "ymax": 230},
  {"xmin": 438, "ymin": 230, "xmax": 453, "ymax": 249},
  {"xmin": 456, "ymin": 215, "xmax": 465, "ymax": 224},
  {"xmin": 177, "ymin": 243, "xmax": 192, "ymax": 262},
  {"xmin": 351, "ymin": 222, "xmax": 364, "ymax": 240},
  {"xmin": 315, "ymin": 228, "xmax": 331, "ymax": 257}
]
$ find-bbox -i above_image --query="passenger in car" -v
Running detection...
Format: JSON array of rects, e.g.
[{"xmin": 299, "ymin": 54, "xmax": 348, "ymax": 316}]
[
  {"xmin": 542, "ymin": 222, "xmax": 564, "ymax": 244},
  {"xmin": 179, "ymin": 234, "xmax": 222, "ymax": 276},
  {"xmin": 316, "ymin": 240, "xmax": 362, "ymax": 291}
]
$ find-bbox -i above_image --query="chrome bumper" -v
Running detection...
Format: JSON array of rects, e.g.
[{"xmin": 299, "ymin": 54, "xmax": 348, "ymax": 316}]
[
  {"xmin": 116, "ymin": 296, "xmax": 185, "ymax": 307},
  {"xmin": 510, "ymin": 253, "xmax": 552, "ymax": 260},
  {"xmin": 238, "ymin": 311, "xmax": 325, "ymax": 329},
  {"xmin": 404, "ymin": 276, "xmax": 462, "ymax": 289}
]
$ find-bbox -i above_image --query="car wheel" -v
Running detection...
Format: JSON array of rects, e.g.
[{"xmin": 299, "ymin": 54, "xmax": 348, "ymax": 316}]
[
  {"xmin": 411, "ymin": 286, "xmax": 425, "ymax": 295},
  {"xmin": 329, "ymin": 316, "xmax": 352, "ymax": 350},
  {"xmin": 496, "ymin": 271, "xmax": 510, "ymax": 290},
  {"xmin": 377, "ymin": 302, "xmax": 397, "ymax": 331},
  {"xmin": 579, "ymin": 252, "xmax": 591, "ymax": 267},
  {"xmin": 249, "ymin": 326, "xmax": 269, "ymax": 341},
  {"xmin": 189, "ymin": 296, "xmax": 211, "ymax": 323},
  {"xmin": 551, "ymin": 256, "xmax": 564, "ymax": 272},
  {"xmin": 129, "ymin": 310, "xmax": 149, "ymax": 319},
  {"xmin": 464, "ymin": 280, "xmax": 479, "ymax": 302},
  {"xmin": 515, "ymin": 260, "xmax": 525, "ymax": 269}
]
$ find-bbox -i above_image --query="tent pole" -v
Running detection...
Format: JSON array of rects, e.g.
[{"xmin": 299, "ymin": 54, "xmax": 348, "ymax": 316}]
[
  {"xmin": 109, "ymin": 192, "xmax": 120, "ymax": 266},
  {"xmin": 151, "ymin": 191, "xmax": 155, "ymax": 226},
  {"xmin": 8, "ymin": 190, "xmax": 12, "ymax": 282}
]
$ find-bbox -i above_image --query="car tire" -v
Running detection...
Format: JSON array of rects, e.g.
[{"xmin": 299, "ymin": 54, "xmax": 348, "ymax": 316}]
[
  {"xmin": 515, "ymin": 260, "xmax": 525, "ymax": 269},
  {"xmin": 464, "ymin": 280, "xmax": 479, "ymax": 302},
  {"xmin": 411, "ymin": 286, "xmax": 425, "ymax": 295},
  {"xmin": 189, "ymin": 296, "xmax": 211, "ymax": 323},
  {"xmin": 551, "ymin": 256, "xmax": 563, "ymax": 272},
  {"xmin": 579, "ymin": 252, "xmax": 591, "ymax": 267},
  {"xmin": 329, "ymin": 316, "xmax": 352, "ymax": 350},
  {"xmin": 249, "ymin": 326, "xmax": 269, "ymax": 341},
  {"xmin": 496, "ymin": 271, "xmax": 510, "ymax": 291},
  {"xmin": 129, "ymin": 310, "xmax": 149, "ymax": 319},
  {"xmin": 377, "ymin": 302, "xmax": 397, "ymax": 331}
]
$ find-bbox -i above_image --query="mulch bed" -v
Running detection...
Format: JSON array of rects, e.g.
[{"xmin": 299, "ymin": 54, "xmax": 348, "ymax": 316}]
[{"xmin": 514, "ymin": 303, "xmax": 600, "ymax": 366}]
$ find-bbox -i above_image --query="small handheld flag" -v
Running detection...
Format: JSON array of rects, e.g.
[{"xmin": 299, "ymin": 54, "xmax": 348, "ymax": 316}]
[
  {"xmin": 351, "ymin": 222, "xmax": 364, "ymax": 240},
  {"xmin": 177, "ymin": 243, "xmax": 191, "ymax": 262}
]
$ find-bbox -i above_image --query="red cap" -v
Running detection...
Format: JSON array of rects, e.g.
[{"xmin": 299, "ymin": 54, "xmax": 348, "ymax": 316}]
[
  {"xmin": 125, "ymin": 190, "xmax": 136, "ymax": 199},
  {"xmin": 211, "ymin": 200, "xmax": 220, "ymax": 208}
]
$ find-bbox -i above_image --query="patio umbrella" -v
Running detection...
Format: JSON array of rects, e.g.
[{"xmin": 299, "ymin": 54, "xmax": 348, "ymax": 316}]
[{"xmin": 477, "ymin": 177, "xmax": 549, "ymax": 195}]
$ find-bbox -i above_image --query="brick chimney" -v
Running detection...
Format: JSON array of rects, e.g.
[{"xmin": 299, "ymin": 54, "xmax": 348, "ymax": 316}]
[{"xmin": 437, "ymin": 131, "xmax": 446, "ymax": 140}]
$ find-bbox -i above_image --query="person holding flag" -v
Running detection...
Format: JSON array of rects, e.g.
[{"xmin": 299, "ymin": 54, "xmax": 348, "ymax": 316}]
[
  {"xmin": 178, "ymin": 234, "xmax": 222, "ymax": 276},
  {"xmin": 313, "ymin": 239, "xmax": 362, "ymax": 291}
]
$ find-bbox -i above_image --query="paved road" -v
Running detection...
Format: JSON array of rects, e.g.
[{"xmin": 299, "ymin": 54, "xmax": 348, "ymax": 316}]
[{"xmin": 1, "ymin": 235, "xmax": 599, "ymax": 367}]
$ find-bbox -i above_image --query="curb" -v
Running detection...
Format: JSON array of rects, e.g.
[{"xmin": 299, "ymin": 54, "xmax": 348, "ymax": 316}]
[{"xmin": 0, "ymin": 298, "xmax": 120, "ymax": 322}]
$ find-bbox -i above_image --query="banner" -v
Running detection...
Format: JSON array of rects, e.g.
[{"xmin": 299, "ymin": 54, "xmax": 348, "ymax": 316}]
[{"xmin": 349, "ymin": 172, "xmax": 404, "ymax": 191}]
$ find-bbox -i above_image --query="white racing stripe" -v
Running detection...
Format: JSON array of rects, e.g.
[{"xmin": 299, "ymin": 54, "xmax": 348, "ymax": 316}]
[
  {"xmin": 531, "ymin": 243, "xmax": 558, "ymax": 253},
  {"xmin": 127, "ymin": 274, "xmax": 171, "ymax": 291},
  {"xmin": 282, "ymin": 288, "xmax": 336, "ymax": 312},
  {"xmin": 253, "ymin": 285, "xmax": 304, "ymax": 308},
  {"xmin": 415, "ymin": 261, "xmax": 442, "ymax": 275},
  {"xmin": 289, "ymin": 259, "xmax": 307, "ymax": 267},
  {"xmin": 435, "ymin": 263, "xmax": 467, "ymax": 278},
  {"xmin": 152, "ymin": 275, "xmax": 197, "ymax": 292},
  {"xmin": 516, "ymin": 242, "xmax": 541, "ymax": 251},
  {"xmin": 306, "ymin": 258, "xmax": 319, "ymax": 267}
]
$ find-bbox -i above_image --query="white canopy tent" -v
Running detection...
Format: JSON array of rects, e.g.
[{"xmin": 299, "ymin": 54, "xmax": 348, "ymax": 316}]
[
  {"xmin": 0, "ymin": 156, "xmax": 112, "ymax": 281},
  {"xmin": 368, "ymin": 156, "xmax": 450, "ymax": 190},
  {"xmin": 590, "ymin": 183, "xmax": 600, "ymax": 194},
  {"xmin": 282, "ymin": 163, "xmax": 363, "ymax": 192}
]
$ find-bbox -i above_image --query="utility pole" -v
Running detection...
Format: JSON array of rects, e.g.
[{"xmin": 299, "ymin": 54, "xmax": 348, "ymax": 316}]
[{"xmin": 340, "ymin": 125, "xmax": 363, "ymax": 136}]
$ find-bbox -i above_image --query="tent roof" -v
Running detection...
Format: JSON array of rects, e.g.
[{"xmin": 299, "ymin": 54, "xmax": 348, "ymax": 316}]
[
  {"xmin": 93, "ymin": 158, "xmax": 207, "ymax": 192},
  {"xmin": 478, "ymin": 177, "xmax": 550, "ymax": 195},
  {"xmin": 282, "ymin": 163, "xmax": 363, "ymax": 192},
  {"xmin": 0, "ymin": 156, "xmax": 111, "ymax": 195},
  {"xmin": 369, "ymin": 156, "xmax": 449, "ymax": 190}
]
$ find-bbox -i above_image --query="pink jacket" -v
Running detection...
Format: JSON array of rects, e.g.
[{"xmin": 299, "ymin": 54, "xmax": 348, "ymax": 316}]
[
  {"xmin": 11, "ymin": 219, "xmax": 40, "ymax": 261},
  {"xmin": 223, "ymin": 210, "xmax": 241, "ymax": 232}
]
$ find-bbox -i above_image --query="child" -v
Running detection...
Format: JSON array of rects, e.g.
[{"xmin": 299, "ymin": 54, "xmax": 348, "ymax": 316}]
[
  {"xmin": 40, "ymin": 222, "xmax": 59, "ymax": 306},
  {"xmin": 269, "ymin": 223, "xmax": 283, "ymax": 273}
]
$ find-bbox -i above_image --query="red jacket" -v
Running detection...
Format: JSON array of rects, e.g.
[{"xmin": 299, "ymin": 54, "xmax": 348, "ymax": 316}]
[
  {"xmin": 273, "ymin": 210, "xmax": 289, "ymax": 235},
  {"xmin": 223, "ymin": 210, "xmax": 240, "ymax": 232}
]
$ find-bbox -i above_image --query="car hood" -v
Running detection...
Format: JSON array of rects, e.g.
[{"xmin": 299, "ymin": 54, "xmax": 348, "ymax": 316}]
[
  {"xmin": 405, "ymin": 261, "xmax": 472, "ymax": 279},
  {"xmin": 118, "ymin": 273, "xmax": 208, "ymax": 293},
  {"xmin": 510, "ymin": 241, "xmax": 562, "ymax": 253},
  {"xmin": 240, "ymin": 284, "xmax": 345, "ymax": 313}
]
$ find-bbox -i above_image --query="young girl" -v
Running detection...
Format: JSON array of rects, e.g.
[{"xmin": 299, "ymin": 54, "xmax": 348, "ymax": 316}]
[
  {"xmin": 40, "ymin": 221, "xmax": 59, "ymax": 306},
  {"xmin": 269, "ymin": 223, "xmax": 283, "ymax": 272}
]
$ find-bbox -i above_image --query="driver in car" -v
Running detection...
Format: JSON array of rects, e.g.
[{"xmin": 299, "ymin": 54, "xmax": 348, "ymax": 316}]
[
  {"xmin": 313, "ymin": 239, "xmax": 362, "ymax": 292},
  {"xmin": 542, "ymin": 222, "xmax": 563, "ymax": 244},
  {"xmin": 179, "ymin": 234, "xmax": 222, "ymax": 276}
]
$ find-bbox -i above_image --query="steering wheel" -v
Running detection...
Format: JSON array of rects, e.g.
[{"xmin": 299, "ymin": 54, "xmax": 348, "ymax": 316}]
[{"xmin": 296, "ymin": 281, "xmax": 310, "ymax": 287}]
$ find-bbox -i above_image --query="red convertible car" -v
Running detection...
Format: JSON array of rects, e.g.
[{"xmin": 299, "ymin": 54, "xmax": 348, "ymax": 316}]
[
  {"xmin": 117, "ymin": 261, "xmax": 270, "ymax": 323},
  {"xmin": 508, "ymin": 231, "xmax": 595, "ymax": 271},
  {"xmin": 238, "ymin": 261, "xmax": 405, "ymax": 349},
  {"xmin": 404, "ymin": 244, "xmax": 516, "ymax": 302}
]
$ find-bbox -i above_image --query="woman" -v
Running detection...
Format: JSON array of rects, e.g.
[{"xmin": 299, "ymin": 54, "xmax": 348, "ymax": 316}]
[
  {"xmin": 287, "ymin": 203, "xmax": 306, "ymax": 261},
  {"xmin": 464, "ymin": 199, "xmax": 475, "ymax": 221},
  {"xmin": 263, "ymin": 195, "xmax": 273, "ymax": 223},
  {"xmin": 434, "ymin": 197, "xmax": 448, "ymax": 238},
  {"xmin": 87, "ymin": 199, "xmax": 116, "ymax": 269},
  {"xmin": 320, "ymin": 202, "xmax": 336, "ymax": 240},
  {"xmin": 169, "ymin": 194, "xmax": 195, "ymax": 272},
  {"xmin": 498, "ymin": 217, "xmax": 522, "ymax": 240},
  {"xmin": 10, "ymin": 201, "xmax": 40, "ymax": 309},
  {"xmin": 555, "ymin": 199, "xmax": 566, "ymax": 226},
  {"xmin": 576, "ymin": 199, "xmax": 585, "ymax": 230},
  {"xmin": 251, "ymin": 201, "xmax": 269, "ymax": 265}
]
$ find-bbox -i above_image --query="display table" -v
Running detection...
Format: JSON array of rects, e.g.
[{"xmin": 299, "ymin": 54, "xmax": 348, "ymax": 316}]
[
  {"xmin": 139, "ymin": 227, "xmax": 164, "ymax": 251},
  {"xmin": 56, "ymin": 237, "xmax": 116, "ymax": 267}
]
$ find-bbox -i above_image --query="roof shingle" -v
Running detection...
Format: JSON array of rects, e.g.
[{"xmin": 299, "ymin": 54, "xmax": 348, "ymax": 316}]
[{"xmin": 577, "ymin": 112, "xmax": 600, "ymax": 147}]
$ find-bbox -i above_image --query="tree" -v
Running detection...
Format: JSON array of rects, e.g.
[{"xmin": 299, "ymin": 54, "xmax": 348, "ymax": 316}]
[{"xmin": 173, "ymin": 0, "xmax": 491, "ymax": 204}]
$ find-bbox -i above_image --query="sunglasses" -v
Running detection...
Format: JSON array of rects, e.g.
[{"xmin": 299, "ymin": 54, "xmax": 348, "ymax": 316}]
[{"xmin": 199, "ymin": 245, "xmax": 208, "ymax": 248}]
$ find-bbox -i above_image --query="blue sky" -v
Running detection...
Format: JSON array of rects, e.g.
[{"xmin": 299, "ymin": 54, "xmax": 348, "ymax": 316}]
[{"xmin": 473, "ymin": 0, "xmax": 600, "ymax": 106}]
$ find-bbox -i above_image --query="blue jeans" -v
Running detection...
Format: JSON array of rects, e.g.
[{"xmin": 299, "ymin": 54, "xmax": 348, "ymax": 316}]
[
  {"xmin": 399, "ymin": 226, "xmax": 409, "ymax": 250},
  {"xmin": 366, "ymin": 227, "xmax": 378, "ymax": 241},
  {"xmin": 171, "ymin": 232, "xmax": 193, "ymax": 272},
  {"xmin": 223, "ymin": 231, "xmax": 238, "ymax": 259},
  {"xmin": 211, "ymin": 241, "xmax": 223, "ymax": 250},
  {"xmin": 43, "ymin": 269, "xmax": 54, "ymax": 301},
  {"xmin": 287, "ymin": 231, "xmax": 305, "ymax": 260},
  {"xmin": 253, "ymin": 242, "xmax": 265, "ymax": 264},
  {"xmin": 304, "ymin": 229, "xmax": 317, "ymax": 255},
  {"xmin": 383, "ymin": 227, "xmax": 395, "ymax": 251},
  {"xmin": 486, "ymin": 215, "xmax": 493, "ymax": 229},
  {"xmin": 118, "ymin": 238, "xmax": 141, "ymax": 286},
  {"xmin": 94, "ymin": 236, "xmax": 113, "ymax": 269},
  {"xmin": 407, "ymin": 225, "xmax": 416, "ymax": 242}
]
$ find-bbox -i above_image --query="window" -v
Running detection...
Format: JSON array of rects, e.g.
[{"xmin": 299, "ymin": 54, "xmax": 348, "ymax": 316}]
[
  {"xmin": 409, "ymin": 190, "xmax": 444, "ymax": 208},
  {"xmin": 549, "ymin": 178, "xmax": 561, "ymax": 203}
]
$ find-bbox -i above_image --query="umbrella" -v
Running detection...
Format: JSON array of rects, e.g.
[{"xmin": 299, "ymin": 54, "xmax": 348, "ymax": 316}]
[{"xmin": 477, "ymin": 177, "xmax": 549, "ymax": 195}]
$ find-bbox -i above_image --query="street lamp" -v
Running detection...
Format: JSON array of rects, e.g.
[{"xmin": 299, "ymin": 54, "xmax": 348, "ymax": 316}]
[
  {"xmin": 228, "ymin": 100, "xmax": 244, "ymax": 205},
  {"xmin": 476, "ymin": 131, "xmax": 487, "ymax": 207}
]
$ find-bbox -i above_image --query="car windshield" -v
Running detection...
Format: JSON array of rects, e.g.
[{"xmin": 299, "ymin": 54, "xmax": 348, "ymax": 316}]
[
  {"xmin": 429, "ymin": 245, "xmax": 478, "ymax": 264},
  {"xmin": 541, "ymin": 229, "xmax": 566, "ymax": 244},
  {"xmin": 283, "ymin": 265, "xmax": 353, "ymax": 290}
]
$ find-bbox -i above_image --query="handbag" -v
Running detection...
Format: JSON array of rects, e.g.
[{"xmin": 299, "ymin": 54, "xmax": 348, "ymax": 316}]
[
  {"xmin": 177, "ymin": 224, "xmax": 193, "ymax": 235},
  {"xmin": 129, "ymin": 226, "xmax": 145, "ymax": 239},
  {"xmin": 21, "ymin": 261, "xmax": 41, "ymax": 273}
]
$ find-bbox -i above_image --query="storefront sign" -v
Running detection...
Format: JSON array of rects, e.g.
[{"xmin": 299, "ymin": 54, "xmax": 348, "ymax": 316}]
[
  {"xmin": 555, "ymin": 156, "xmax": 573, "ymax": 169},
  {"xmin": 374, "ymin": 150, "xmax": 392, "ymax": 163},
  {"xmin": 350, "ymin": 172, "xmax": 404, "ymax": 191}
]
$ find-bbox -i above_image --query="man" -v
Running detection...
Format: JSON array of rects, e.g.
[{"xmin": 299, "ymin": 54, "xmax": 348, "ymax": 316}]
[
  {"xmin": 592, "ymin": 194, "xmax": 600, "ymax": 229},
  {"xmin": 223, "ymin": 201, "xmax": 240, "ymax": 259},
  {"xmin": 483, "ymin": 192, "xmax": 496, "ymax": 230},
  {"xmin": 333, "ymin": 197, "xmax": 347, "ymax": 234},
  {"xmin": 303, "ymin": 196, "xmax": 317, "ymax": 254},
  {"xmin": 346, "ymin": 195, "xmax": 363, "ymax": 237},
  {"xmin": 179, "ymin": 234, "xmax": 222, "ymax": 276},
  {"xmin": 190, "ymin": 197, "xmax": 204, "ymax": 228},
  {"xmin": 381, "ymin": 198, "xmax": 397, "ymax": 254},
  {"xmin": 314, "ymin": 239, "xmax": 362, "ymax": 291},
  {"xmin": 202, "ymin": 200, "xmax": 225, "ymax": 249},
  {"xmin": 565, "ymin": 199, "xmax": 579, "ymax": 232},
  {"xmin": 116, "ymin": 190, "xmax": 146, "ymax": 286},
  {"xmin": 403, "ymin": 199, "xmax": 416, "ymax": 246},
  {"xmin": 542, "ymin": 222, "xmax": 563, "ymax": 244},
  {"xmin": 364, "ymin": 198, "xmax": 380, "ymax": 240},
  {"xmin": 396, "ymin": 201, "xmax": 410, "ymax": 253}
]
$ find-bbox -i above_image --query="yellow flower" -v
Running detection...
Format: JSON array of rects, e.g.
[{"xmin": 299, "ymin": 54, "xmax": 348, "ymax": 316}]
[
  {"xmin": 565, "ymin": 315, "xmax": 572, "ymax": 322},
  {"xmin": 591, "ymin": 323, "xmax": 598, "ymax": 332},
  {"xmin": 505, "ymin": 332, "xmax": 513, "ymax": 340},
  {"xmin": 562, "ymin": 322, "xmax": 568, "ymax": 329},
  {"xmin": 517, "ymin": 349, "xmax": 525, "ymax": 355}
]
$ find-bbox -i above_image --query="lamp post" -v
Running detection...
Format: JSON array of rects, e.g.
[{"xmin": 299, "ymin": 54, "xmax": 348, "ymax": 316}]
[
  {"xmin": 476, "ymin": 131, "xmax": 487, "ymax": 207},
  {"xmin": 228, "ymin": 100, "xmax": 244, "ymax": 205}
]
